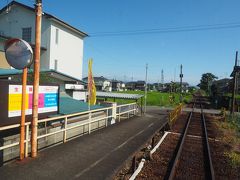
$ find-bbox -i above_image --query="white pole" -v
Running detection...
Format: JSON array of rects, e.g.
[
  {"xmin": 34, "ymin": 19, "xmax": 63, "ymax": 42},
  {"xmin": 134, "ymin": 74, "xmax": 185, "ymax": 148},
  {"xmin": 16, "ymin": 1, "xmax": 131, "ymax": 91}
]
[
  {"xmin": 144, "ymin": 63, "xmax": 148, "ymax": 114},
  {"xmin": 88, "ymin": 94, "xmax": 91, "ymax": 134}
]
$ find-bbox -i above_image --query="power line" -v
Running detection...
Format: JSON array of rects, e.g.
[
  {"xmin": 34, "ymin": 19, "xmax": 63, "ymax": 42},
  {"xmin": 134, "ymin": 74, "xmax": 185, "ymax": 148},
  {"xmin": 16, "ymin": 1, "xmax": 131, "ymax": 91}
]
[{"xmin": 89, "ymin": 22, "xmax": 240, "ymax": 37}]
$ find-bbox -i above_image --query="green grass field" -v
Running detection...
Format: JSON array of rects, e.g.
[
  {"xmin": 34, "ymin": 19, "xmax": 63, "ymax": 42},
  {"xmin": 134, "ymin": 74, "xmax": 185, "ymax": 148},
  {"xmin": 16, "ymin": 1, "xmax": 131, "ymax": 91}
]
[{"xmin": 105, "ymin": 91, "xmax": 192, "ymax": 107}]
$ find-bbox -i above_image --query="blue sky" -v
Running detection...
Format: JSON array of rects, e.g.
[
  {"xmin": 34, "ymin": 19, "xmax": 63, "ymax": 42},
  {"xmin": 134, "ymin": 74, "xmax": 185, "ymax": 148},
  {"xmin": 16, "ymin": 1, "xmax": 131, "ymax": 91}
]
[{"xmin": 1, "ymin": 0, "xmax": 240, "ymax": 85}]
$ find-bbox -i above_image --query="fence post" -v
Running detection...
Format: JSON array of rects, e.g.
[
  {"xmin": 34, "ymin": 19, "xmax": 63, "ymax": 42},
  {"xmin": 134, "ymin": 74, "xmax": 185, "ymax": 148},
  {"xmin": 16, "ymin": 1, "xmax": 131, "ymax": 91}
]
[
  {"xmin": 25, "ymin": 124, "xmax": 29, "ymax": 158},
  {"xmin": 134, "ymin": 104, "xmax": 136, "ymax": 115},
  {"xmin": 119, "ymin": 107, "xmax": 121, "ymax": 122},
  {"xmin": 45, "ymin": 121, "xmax": 47, "ymax": 142},
  {"xmin": 63, "ymin": 117, "xmax": 68, "ymax": 143},
  {"xmin": 112, "ymin": 103, "xmax": 117, "ymax": 122},
  {"xmin": 89, "ymin": 112, "xmax": 92, "ymax": 134},
  {"xmin": 106, "ymin": 109, "xmax": 108, "ymax": 127}
]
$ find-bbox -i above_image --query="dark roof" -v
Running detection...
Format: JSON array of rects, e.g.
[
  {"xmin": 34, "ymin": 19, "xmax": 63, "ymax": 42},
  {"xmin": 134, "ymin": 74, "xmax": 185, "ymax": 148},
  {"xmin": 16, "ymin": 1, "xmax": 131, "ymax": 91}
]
[
  {"xmin": 125, "ymin": 81, "xmax": 135, "ymax": 84},
  {"xmin": 212, "ymin": 78, "xmax": 230, "ymax": 85},
  {"xmin": 83, "ymin": 76, "xmax": 109, "ymax": 83},
  {"xmin": 0, "ymin": 68, "xmax": 87, "ymax": 84},
  {"xmin": 136, "ymin": 81, "xmax": 145, "ymax": 83},
  {"xmin": 165, "ymin": 82, "xmax": 189, "ymax": 86},
  {"xmin": 111, "ymin": 79, "xmax": 124, "ymax": 83},
  {"xmin": 0, "ymin": 1, "xmax": 88, "ymax": 37},
  {"xmin": 125, "ymin": 81, "xmax": 145, "ymax": 84}
]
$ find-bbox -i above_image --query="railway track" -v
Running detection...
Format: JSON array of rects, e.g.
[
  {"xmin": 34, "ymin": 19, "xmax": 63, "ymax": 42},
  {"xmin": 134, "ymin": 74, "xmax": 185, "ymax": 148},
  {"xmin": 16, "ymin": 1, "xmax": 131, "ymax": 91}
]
[{"xmin": 165, "ymin": 101, "xmax": 215, "ymax": 180}]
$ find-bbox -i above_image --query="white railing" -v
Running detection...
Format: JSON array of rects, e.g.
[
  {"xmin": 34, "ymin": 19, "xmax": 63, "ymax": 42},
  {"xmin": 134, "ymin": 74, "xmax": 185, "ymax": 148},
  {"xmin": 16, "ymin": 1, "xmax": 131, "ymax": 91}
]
[
  {"xmin": 0, "ymin": 102, "xmax": 137, "ymax": 159},
  {"xmin": 117, "ymin": 102, "xmax": 138, "ymax": 122}
]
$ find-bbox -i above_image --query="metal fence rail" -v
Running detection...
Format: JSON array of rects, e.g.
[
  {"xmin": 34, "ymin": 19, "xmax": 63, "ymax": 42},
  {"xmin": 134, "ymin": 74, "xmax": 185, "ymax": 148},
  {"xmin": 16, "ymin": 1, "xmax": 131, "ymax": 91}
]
[
  {"xmin": 0, "ymin": 102, "xmax": 137, "ymax": 159},
  {"xmin": 169, "ymin": 103, "xmax": 183, "ymax": 126},
  {"xmin": 116, "ymin": 103, "xmax": 137, "ymax": 122}
]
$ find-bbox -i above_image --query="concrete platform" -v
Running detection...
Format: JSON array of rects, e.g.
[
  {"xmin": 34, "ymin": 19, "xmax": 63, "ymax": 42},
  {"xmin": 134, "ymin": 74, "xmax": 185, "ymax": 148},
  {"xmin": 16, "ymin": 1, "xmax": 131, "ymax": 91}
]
[{"xmin": 0, "ymin": 107, "xmax": 168, "ymax": 180}]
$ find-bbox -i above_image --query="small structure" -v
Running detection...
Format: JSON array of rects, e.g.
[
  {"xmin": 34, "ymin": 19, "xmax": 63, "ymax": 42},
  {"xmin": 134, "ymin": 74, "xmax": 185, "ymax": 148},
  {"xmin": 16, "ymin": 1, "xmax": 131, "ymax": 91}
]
[
  {"xmin": 125, "ymin": 81, "xmax": 136, "ymax": 90},
  {"xmin": 164, "ymin": 82, "xmax": 189, "ymax": 93},
  {"xmin": 125, "ymin": 81, "xmax": 146, "ymax": 91},
  {"xmin": 111, "ymin": 79, "xmax": 125, "ymax": 91},
  {"xmin": 212, "ymin": 78, "xmax": 230, "ymax": 95},
  {"xmin": 93, "ymin": 91, "xmax": 144, "ymax": 114},
  {"xmin": 83, "ymin": 76, "xmax": 112, "ymax": 92}
]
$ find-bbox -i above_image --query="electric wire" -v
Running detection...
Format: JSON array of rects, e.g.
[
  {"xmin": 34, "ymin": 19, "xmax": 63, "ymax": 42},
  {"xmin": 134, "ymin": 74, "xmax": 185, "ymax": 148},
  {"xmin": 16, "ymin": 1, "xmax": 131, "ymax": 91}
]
[{"xmin": 89, "ymin": 22, "xmax": 240, "ymax": 37}]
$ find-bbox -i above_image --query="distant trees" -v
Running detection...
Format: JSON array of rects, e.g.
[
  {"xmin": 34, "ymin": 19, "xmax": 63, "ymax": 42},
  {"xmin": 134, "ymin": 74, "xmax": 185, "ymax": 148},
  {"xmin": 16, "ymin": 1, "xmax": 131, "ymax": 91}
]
[{"xmin": 198, "ymin": 73, "xmax": 218, "ymax": 94}]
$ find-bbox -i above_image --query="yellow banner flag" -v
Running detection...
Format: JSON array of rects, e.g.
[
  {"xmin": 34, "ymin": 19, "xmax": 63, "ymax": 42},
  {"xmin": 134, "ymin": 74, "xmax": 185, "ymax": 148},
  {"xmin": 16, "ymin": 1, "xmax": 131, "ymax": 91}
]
[{"xmin": 88, "ymin": 59, "xmax": 96, "ymax": 105}]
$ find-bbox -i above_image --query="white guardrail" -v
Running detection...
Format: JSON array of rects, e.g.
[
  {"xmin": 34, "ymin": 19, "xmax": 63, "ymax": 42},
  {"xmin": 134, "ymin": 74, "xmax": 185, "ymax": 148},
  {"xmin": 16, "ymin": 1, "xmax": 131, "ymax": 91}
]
[{"xmin": 0, "ymin": 103, "xmax": 137, "ymax": 158}]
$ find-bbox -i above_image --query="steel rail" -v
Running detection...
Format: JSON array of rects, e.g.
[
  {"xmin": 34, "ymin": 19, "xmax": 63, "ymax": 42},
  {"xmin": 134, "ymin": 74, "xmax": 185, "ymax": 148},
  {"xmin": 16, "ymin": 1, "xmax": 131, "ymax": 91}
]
[
  {"xmin": 167, "ymin": 100, "xmax": 215, "ymax": 180},
  {"xmin": 201, "ymin": 104, "xmax": 215, "ymax": 180},
  {"xmin": 167, "ymin": 103, "xmax": 194, "ymax": 180}
]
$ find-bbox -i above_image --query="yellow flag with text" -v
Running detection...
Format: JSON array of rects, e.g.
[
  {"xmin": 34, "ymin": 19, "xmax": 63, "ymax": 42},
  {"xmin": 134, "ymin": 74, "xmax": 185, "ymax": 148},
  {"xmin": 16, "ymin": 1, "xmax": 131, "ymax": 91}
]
[{"xmin": 88, "ymin": 59, "xmax": 96, "ymax": 105}]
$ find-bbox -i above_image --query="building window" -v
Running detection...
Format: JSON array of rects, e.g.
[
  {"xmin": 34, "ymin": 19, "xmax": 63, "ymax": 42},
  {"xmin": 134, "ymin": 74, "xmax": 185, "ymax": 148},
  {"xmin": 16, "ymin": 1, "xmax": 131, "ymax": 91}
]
[
  {"xmin": 54, "ymin": 60, "xmax": 58, "ymax": 71},
  {"xmin": 22, "ymin": 27, "xmax": 32, "ymax": 42},
  {"xmin": 55, "ymin": 28, "xmax": 59, "ymax": 44}
]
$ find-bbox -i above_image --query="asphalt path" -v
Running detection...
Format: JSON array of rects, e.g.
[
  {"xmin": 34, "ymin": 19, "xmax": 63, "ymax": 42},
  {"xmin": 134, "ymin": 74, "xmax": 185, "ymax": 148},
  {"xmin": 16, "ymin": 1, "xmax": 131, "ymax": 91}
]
[{"xmin": 0, "ymin": 107, "xmax": 168, "ymax": 180}]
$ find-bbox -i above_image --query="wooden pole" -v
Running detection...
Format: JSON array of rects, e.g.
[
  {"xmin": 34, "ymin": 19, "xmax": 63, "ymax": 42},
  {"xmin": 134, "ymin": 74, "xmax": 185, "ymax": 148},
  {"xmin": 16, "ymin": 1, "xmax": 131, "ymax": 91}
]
[
  {"xmin": 31, "ymin": 0, "xmax": 42, "ymax": 158},
  {"xmin": 180, "ymin": 64, "xmax": 183, "ymax": 103},
  {"xmin": 20, "ymin": 68, "xmax": 27, "ymax": 160},
  {"xmin": 231, "ymin": 51, "xmax": 238, "ymax": 114}
]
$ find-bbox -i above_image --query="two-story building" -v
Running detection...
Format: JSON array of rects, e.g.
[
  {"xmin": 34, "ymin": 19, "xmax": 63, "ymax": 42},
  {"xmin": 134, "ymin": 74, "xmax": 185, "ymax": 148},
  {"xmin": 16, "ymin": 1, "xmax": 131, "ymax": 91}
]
[{"xmin": 0, "ymin": 1, "xmax": 87, "ymax": 79}]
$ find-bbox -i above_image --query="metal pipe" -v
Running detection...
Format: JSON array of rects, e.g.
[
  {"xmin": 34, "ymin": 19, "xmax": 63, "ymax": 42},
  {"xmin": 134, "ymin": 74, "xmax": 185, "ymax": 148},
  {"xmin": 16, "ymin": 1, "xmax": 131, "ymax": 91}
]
[
  {"xmin": 20, "ymin": 68, "xmax": 27, "ymax": 160},
  {"xmin": 31, "ymin": 0, "xmax": 42, "ymax": 158},
  {"xmin": 63, "ymin": 117, "xmax": 67, "ymax": 143},
  {"xmin": 25, "ymin": 124, "xmax": 29, "ymax": 157}
]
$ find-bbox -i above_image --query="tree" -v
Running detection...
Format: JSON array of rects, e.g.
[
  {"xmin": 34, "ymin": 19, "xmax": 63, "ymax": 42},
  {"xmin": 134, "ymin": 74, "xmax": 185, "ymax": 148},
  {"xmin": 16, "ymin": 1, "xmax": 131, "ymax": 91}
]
[{"xmin": 198, "ymin": 73, "xmax": 218, "ymax": 94}]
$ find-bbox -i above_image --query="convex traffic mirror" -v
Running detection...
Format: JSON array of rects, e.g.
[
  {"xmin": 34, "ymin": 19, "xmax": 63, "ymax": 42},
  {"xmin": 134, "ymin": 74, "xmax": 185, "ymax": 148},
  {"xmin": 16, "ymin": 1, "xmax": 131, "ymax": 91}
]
[{"xmin": 5, "ymin": 38, "xmax": 33, "ymax": 70}]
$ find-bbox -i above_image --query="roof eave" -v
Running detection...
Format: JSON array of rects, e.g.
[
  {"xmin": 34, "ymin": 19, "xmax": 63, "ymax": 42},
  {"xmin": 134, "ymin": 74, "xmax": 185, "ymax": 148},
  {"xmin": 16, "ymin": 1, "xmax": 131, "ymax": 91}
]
[
  {"xmin": 0, "ymin": 1, "xmax": 88, "ymax": 38},
  {"xmin": 47, "ymin": 17, "xmax": 88, "ymax": 38}
]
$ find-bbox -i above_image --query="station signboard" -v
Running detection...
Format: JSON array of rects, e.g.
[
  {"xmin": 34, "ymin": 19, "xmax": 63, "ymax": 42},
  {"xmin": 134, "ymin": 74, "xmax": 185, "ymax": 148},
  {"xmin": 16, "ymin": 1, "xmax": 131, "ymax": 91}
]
[{"xmin": 0, "ymin": 81, "xmax": 59, "ymax": 127}]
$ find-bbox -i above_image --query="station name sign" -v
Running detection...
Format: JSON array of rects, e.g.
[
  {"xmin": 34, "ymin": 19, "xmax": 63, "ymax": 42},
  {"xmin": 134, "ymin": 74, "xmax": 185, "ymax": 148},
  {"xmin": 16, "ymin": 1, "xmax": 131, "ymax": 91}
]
[
  {"xmin": 8, "ymin": 85, "xmax": 58, "ymax": 117},
  {"xmin": 0, "ymin": 81, "xmax": 59, "ymax": 127}
]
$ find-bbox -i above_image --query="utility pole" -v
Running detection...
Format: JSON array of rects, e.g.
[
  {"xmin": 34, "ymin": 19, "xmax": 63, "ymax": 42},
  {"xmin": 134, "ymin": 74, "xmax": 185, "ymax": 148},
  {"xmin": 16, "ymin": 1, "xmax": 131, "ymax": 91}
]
[
  {"xmin": 144, "ymin": 63, "xmax": 148, "ymax": 114},
  {"xmin": 231, "ymin": 51, "xmax": 238, "ymax": 114},
  {"xmin": 161, "ymin": 69, "xmax": 164, "ymax": 90},
  {"xmin": 31, "ymin": 0, "xmax": 42, "ymax": 158},
  {"xmin": 174, "ymin": 68, "xmax": 176, "ymax": 83},
  {"xmin": 180, "ymin": 64, "xmax": 183, "ymax": 103}
]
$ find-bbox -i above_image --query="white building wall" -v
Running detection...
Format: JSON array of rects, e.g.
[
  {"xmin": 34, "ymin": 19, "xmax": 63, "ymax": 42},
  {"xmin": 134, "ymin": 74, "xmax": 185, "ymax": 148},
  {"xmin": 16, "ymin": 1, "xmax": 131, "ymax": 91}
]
[
  {"xmin": 72, "ymin": 91, "xmax": 87, "ymax": 102},
  {"xmin": 0, "ymin": 4, "xmax": 85, "ymax": 80},
  {"xmin": 0, "ymin": 5, "xmax": 50, "ymax": 48},
  {"xmin": 0, "ymin": 5, "xmax": 51, "ymax": 70},
  {"xmin": 49, "ymin": 22, "xmax": 84, "ymax": 80}
]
